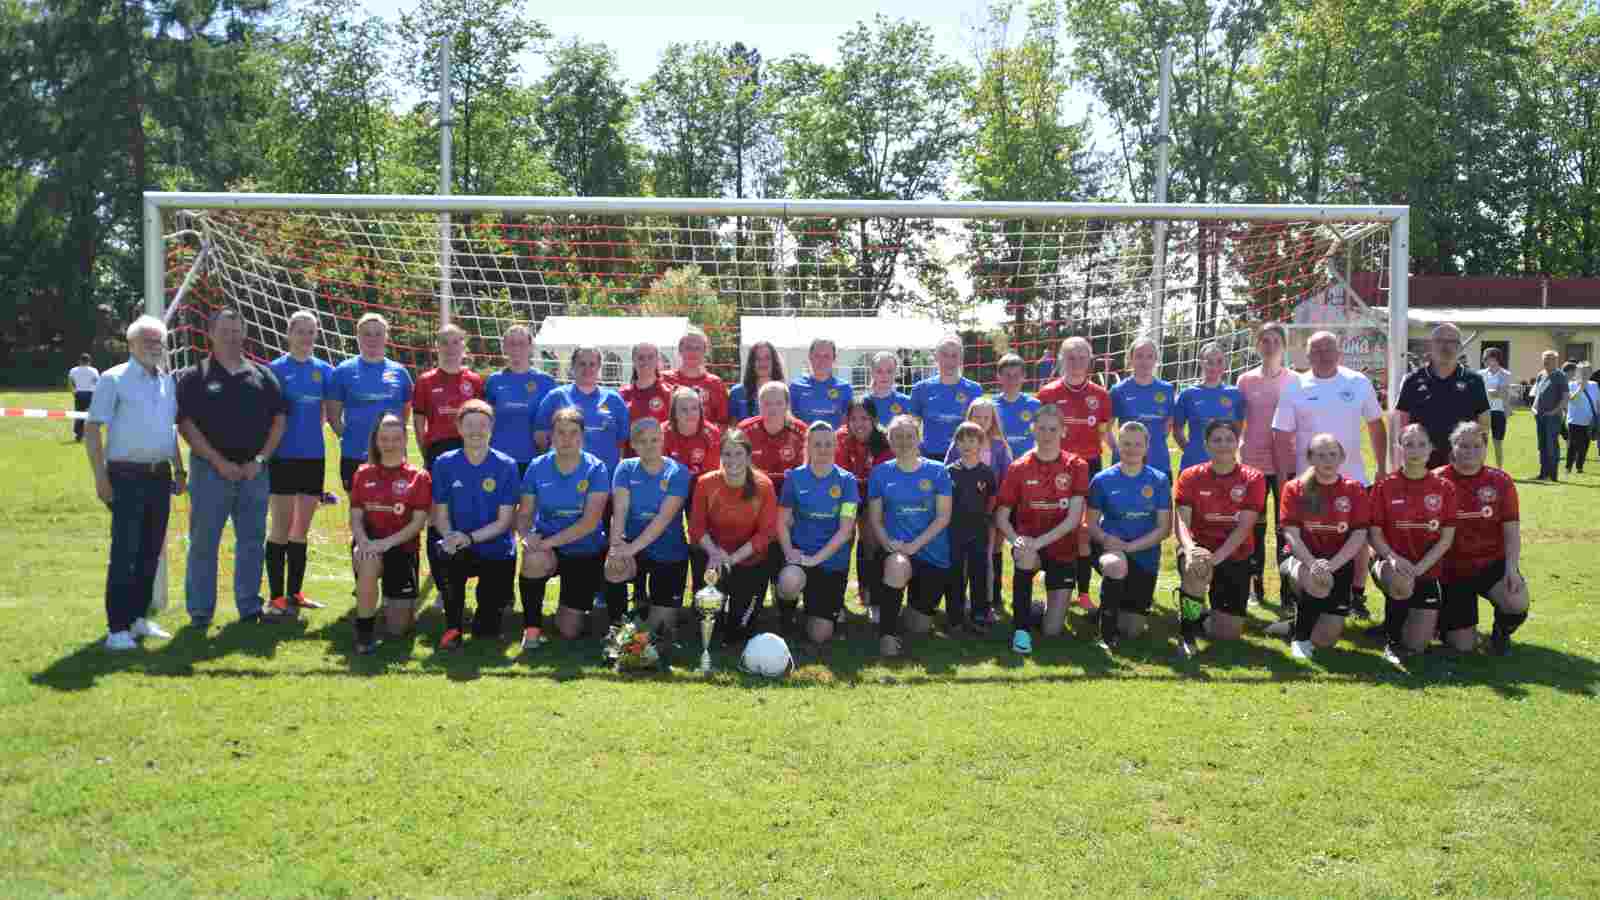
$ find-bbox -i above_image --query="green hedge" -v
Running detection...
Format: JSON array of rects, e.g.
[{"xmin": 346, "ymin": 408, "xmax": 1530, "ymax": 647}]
[{"xmin": 0, "ymin": 350, "xmax": 122, "ymax": 388}]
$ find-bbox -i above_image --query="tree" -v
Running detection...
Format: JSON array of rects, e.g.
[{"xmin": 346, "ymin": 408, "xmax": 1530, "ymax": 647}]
[
  {"xmin": 637, "ymin": 42, "xmax": 729, "ymax": 198},
  {"xmin": 535, "ymin": 39, "xmax": 638, "ymax": 197}
]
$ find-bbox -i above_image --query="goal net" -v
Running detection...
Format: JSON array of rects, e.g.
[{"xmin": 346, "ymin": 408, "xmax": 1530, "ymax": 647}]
[{"xmin": 149, "ymin": 196, "xmax": 1408, "ymax": 399}]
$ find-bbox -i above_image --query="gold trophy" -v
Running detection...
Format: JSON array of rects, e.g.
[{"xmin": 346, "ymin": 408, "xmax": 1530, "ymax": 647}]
[{"xmin": 693, "ymin": 564, "xmax": 726, "ymax": 675}]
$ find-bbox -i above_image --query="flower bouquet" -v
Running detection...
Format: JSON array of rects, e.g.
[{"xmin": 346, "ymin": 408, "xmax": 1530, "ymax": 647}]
[{"xmin": 602, "ymin": 620, "xmax": 661, "ymax": 673}]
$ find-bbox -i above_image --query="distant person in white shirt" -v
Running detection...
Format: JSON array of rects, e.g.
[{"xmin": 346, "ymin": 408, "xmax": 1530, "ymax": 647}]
[
  {"xmin": 1565, "ymin": 363, "xmax": 1599, "ymax": 475},
  {"xmin": 68, "ymin": 353, "xmax": 100, "ymax": 442},
  {"xmin": 1479, "ymin": 348, "xmax": 1512, "ymax": 468},
  {"xmin": 1271, "ymin": 330, "xmax": 1388, "ymax": 617}
]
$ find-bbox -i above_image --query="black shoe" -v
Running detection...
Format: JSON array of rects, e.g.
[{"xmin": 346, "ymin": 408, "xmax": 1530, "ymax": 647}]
[
  {"xmin": 354, "ymin": 637, "xmax": 381, "ymax": 656},
  {"xmin": 1350, "ymin": 596, "xmax": 1372, "ymax": 620},
  {"xmin": 1097, "ymin": 628, "xmax": 1120, "ymax": 652},
  {"xmin": 240, "ymin": 612, "xmax": 263, "ymax": 624},
  {"xmin": 1488, "ymin": 631, "xmax": 1511, "ymax": 656},
  {"xmin": 1249, "ymin": 576, "xmax": 1265, "ymax": 607}
]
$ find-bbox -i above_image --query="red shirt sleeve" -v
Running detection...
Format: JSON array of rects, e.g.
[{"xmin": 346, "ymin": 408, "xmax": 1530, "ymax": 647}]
[
  {"xmin": 1245, "ymin": 469, "xmax": 1268, "ymax": 514},
  {"xmin": 1500, "ymin": 474, "xmax": 1520, "ymax": 523},
  {"xmin": 1280, "ymin": 479, "xmax": 1302, "ymax": 529},
  {"xmin": 410, "ymin": 470, "xmax": 433, "ymax": 513},
  {"xmin": 996, "ymin": 459, "xmax": 1024, "ymax": 510},
  {"xmin": 1071, "ymin": 455, "xmax": 1090, "ymax": 496},
  {"xmin": 1173, "ymin": 467, "xmax": 1195, "ymax": 508},
  {"xmin": 1347, "ymin": 481, "xmax": 1371, "ymax": 530},
  {"xmin": 412, "ymin": 371, "xmax": 433, "ymax": 417}
]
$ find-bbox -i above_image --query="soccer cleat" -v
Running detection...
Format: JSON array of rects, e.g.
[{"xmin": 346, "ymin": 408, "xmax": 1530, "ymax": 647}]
[
  {"xmin": 1382, "ymin": 643, "xmax": 1408, "ymax": 668},
  {"xmin": 1097, "ymin": 628, "xmax": 1120, "ymax": 653},
  {"xmin": 520, "ymin": 626, "xmax": 547, "ymax": 651},
  {"xmin": 438, "ymin": 628, "xmax": 464, "ymax": 652},
  {"xmin": 1011, "ymin": 629, "xmax": 1033, "ymax": 655},
  {"xmin": 1290, "ymin": 640, "xmax": 1315, "ymax": 661},
  {"xmin": 1264, "ymin": 620, "xmax": 1293, "ymax": 639},
  {"xmin": 354, "ymin": 637, "xmax": 382, "ymax": 656},
  {"xmin": 1177, "ymin": 638, "xmax": 1198, "ymax": 660},
  {"xmin": 868, "ymin": 605, "xmax": 880, "ymax": 625},
  {"xmin": 292, "ymin": 592, "xmax": 325, "ymax": 610},
  {"xmin": 263, "ymin": 596, "xmax": 296, "ymax": 619},
  {"xmin": 1074, "ymin": 592, "xmax": 1097, "ymax": 612},
  {"xmin": 105, "ymin": 631, "xmax": 137, "ymax": 651},
  {"xmin": 130, "ymin": 618, "xmax": 170, "ymax": 640},
  {"xmin": 1350, "ymin": 594, "xmax": 1372, "ymax": 620},
  {"xmin": 879, "ymin": 634, "xmax": 903, "ymax": 657}
]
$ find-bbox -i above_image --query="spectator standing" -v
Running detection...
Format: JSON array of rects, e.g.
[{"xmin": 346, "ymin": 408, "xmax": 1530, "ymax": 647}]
[
  {"xmin": 68, "ymin": 353, "xmax": 100, "ymax": 442},
  {"xmin": 176, "ymin": 309, "xmax": 288, "ymax": 627},
  {"xmin": 1394, "ymin": 323, "xmax": 1489, "ymax": 470},
  {"xmin": 1565, "ymin": 364, "xmax": 1599, "ymax": 475},
  {"xmin": 1479, "ymin": 348, "xmax": 1513, "ymax": 469},
  {"xmin": 1236, "ymin": 323, "xmax": 1297, "ymax": 611},
  {"xmin": 1531, "ymin": 350, "xmax": 1569, "ymax": 481}
]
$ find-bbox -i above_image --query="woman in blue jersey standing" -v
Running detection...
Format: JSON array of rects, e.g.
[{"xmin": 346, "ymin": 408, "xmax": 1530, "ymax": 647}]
[
  {"xmin": 484, "ymin": 324, "xmax": 556, "ymax": 477},
  {"xmin": 264, "ymin": 309, "xmax": 336, "ymax": 618},
  {"xmin": 728, "ymin": 340, "xmax": 785, "ymax": 424},
  {"xmin": 865, "ymin": 351, "xmax": 913, "ymax": 429},
  {"xmin": 609, "ymin": 417, "xmax": 691, "ymax": 646},
  {"xmin": 911, "ymin": 335, "xmax": 982, "ymax": 460},
  {"xmin": 1173, "ymin": 341, "xmax": 1246, "ymax": 473},
  {"xmin": 789, "ymin": 338, "xmax": 852, "ymax": 429},
  {"xmin": 327, "ymin": 313, "xmax": 413, "ymax": 492},
  {"xmin": 534, "ymin": 346, "xmax": 629, "ymax": 490},
  {"xmin": 1109, "ymin": 337, "xmax": 1176, "ymax": 478}
]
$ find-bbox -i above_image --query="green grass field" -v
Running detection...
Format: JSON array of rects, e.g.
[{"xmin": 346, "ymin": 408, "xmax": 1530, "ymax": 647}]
[{"xmin": 5, "ymin": 388, "xmax": 1600, "ymax": 898}]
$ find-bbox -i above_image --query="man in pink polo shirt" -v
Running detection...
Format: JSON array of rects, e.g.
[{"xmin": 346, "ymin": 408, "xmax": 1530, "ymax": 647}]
[{"xmin": 1236, "ymin": 323, "xmax": 1298, "ymax": 615}]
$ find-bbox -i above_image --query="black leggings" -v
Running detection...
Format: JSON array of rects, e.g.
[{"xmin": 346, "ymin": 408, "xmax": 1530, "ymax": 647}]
[
  {"xmin": 1566, "ymin": 424, "xmax": 1591, "ymax": 471},
  {"xmin": 438, "ymin": 552, "xmax": 515, "ymax": 637},
  {"xmin": 1249, "ymin": 474, "xmax": 1284, "ymax": 581},
  {"xmin": 719, "ymin": 555, "xmax": 774, "ymax": 644}
]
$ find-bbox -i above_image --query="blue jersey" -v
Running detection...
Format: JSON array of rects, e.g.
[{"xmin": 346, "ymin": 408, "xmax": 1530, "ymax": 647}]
[
  {"xmin": 867, "ymin": 458, "xmax": 953, "ymax": 568},
  {"xmin": 1110, "ymin": 377, "xmax": 1176, "ymax": 474},
  {"xmin": 790, "ymin": 374, "xmax": 851, "ymax": 429},
  {"xmin": 521, "ymin": 450, "xmax": 611, "ymax": 557},
  {"xmin": 611, "ymin": 456, "xmax": 689, "ymax": 563},
  {"xmin": 911, "ymin": 377, "xmax": 982, "ymax": 459},
  {"xmin": 535, "ymin": 384, "xmax": 629, "ymax": 479},
  {"xmin": 1087, "ymin": 464, "xmax": 1170, "ymax": 573},
  {"xmin": 1174, "ymin": 384, "xmax": 1246, "ymax": 470},
  {"xmin": 780, "ymin": 464, "xmax": 860, "ymax": 572},
  {"xmin": 863, "ymin": 390, "xmax": 912, "ymax": 428},
  {"xmin": 430, "ymin": 448, "xmax": 520, "ymax": 560},
  {"xmin": 269, "ymin": 355, "xmax": 334, "ymax": 460},
  {"xmin": 995, "ymin": 393, "xmax": 1042, "ymax": 459},
  {"xmin": 329, "ymin": 357, "xmax": 413, "ymax": 461},
  {"xmin": 485, "ymin": 368, "xmax": 556, "ymax": 463},
  {"xmin": 728, "ymin": 384, "xmax": 752, "ymax": 424}
]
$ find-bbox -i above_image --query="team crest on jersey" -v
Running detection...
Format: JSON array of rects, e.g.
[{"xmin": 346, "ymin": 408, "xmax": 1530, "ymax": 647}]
[
  {"xmin": 1020, "ymin": 411, "xmax": 1032, "ymax": 422},
  {"xmin": 691, "ymin": 448, "xmax": 704, "ymax": 463},
  {"xmin": 890, "ymin": 403, "xmax": 903, "ymax": 414},
  {"xmin": 829, "ymin": 484, "xmax": 842, "ymax": 499},
  {"xmin": 1230, "ymin": 485, "xmax": 1246, "ymax": 501},
  {"xmin": 576, "ymin": 479, "xmax": 589, "ymax": 493},
  {"xmin": 780, "ymin": 445, "xmax": 796, "ymax": 461},
  {"xmin": 1219, "ymin": 396, "xmax": 1232, "ymax": 408},
  {"xmin": 828, "ymin": 388, "xmax": 840, "ymax": 400},
  {"xmin": 660, "ymin": 477, "xmax": 670, "ymax": 491},
  {"xmin": 525, "ymin": 381, "xmax": 535, "ymax": 393},
  {"xmin": 1339, "ymin": 389, "xmax": 1354, "ymax": 402},
  {"xmin": 206, "ymin": 381, "xmax": 223, "ymax": 394},
  {"xmin": 392, "ymin": 479, "xmax": 410, "ymax": 495},
  {"xmin": 918, "ymin": 478, "xmax": 932, "ymax": 492},
  {"xmin": 311, "ymin": 370, "xmax": 322, "ymax": 383},
  {"xmin": 1086, "ymin": 396, "xmax": 1101, "ymax": 410},
  {"xmin": 1477, "ymin": 486, "xmax": 1497, "ymax": 504},
  {"xmin": 460, "ymin": 382, "xmax": 473, "ymax": 396},
  {"xmin": 1154, "ymin": 392, "xmax": 1166, "ymax": 403},
  {"xmin": 1054, "ymin": 473, "xmax": 1071, "ymax": 491},
  {"xmin": 1141, "ymin": 485, "xmax": 1155, "ymax": 499},
  {"xmin": 1423, "ymin": 493, "xmax": 1442, "ymax": 511},
  {"xmin": 956, "ymin": 392, "xmax": 968, "ymax": 404},
  {"xmin": 1334, "ymin": 495, "xmax": 1352, "ymax": 513},
  {"xmin": 649, "ymin": 397, "xmax": 664, "ymax": 411},
  {"xmin": 481, "ymin": 478, "xmax": 496, "ymax": 493}
]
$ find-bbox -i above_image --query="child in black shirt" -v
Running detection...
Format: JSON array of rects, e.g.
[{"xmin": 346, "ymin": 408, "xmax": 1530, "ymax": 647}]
[{"xmin": 947, "ymin": 422, "xmax": 998, "ymax": 632}]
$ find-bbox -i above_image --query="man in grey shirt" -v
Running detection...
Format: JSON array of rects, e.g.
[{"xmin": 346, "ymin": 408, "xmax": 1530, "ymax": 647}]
[{"xmin": 1532, "ymin": 349, "xmax": 1569, "ymax": 481}]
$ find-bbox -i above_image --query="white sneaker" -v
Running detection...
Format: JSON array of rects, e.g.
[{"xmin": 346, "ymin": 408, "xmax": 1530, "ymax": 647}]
[
  {"xmin": 131, "ymin": 618, "xmax": 170, "ymax": 640},
  {"xmin": 1265, "ymin": 620, "xmax": 1293, "ymax": 639},
  {"xmin": 105, "ymin": 631, "xmax": 137, "ymax": 651},
  {"xmin": 1290, "ymin": 640, "xmax": 1315, "ymax": 660}
]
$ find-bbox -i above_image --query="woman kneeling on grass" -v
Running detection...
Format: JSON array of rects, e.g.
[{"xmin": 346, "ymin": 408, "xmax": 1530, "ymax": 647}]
[
  {"xmin": 867, "ymin": 415, "xmax": 954, "ymax": 657},
  {"xmin": 1437, "ymin": 421, "xmax": 1528, "ymax": 656},
  {"xmin": 1368, "ymin": 424, "xmax": 1458, "ymax": 666},
  {"xmin": 1085, "ymin": 421, "xmax": 1171, "ymax": 651},
  {"xmin": 349, "ymin": 413, "xmax": 432, "ymax": 654},
  {"xmin": 609, "ymin": 417, "xmax": 691, "ymax": 646},
  {"xmin": 1172, "ymin": 420, "xmax": 1266, "ymax": 659},
  {"xmin": 430, "ymin": 399, "xmax": 520, "ymax": 651},
  {"xmin": 688, "ymin": 429, "xmax": 778, "ymax": 648},
  {"xmin": 1264, "ymin": 433, "xmax": 1370, "ymax": 661},
  {"xmin": 517, "ymin": 406, "xmax": 612, "ymax": 647},
  {"xmin": 777, "ymin": 421, "xmax": 860, "ymax": 656}
]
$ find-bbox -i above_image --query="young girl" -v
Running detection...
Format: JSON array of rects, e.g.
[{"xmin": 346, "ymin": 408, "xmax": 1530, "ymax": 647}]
[
  {"xmin": 1369, "ymin": 424, "xmax": 1459, "ymax": 665},
  {"xmin": 620, "ymin": 340, "xmax": 674, "ymax": 457},
  {"xmin": 348, "ymin": 413, "xmax": 432, "ymax": 654},
  {"xmin": 1172, "ymin": 420, "xmax": 1266, "ymax": 659},
  {"xmin": 945, "ymin": 421, "xmax": 998, "ymax": 633}
]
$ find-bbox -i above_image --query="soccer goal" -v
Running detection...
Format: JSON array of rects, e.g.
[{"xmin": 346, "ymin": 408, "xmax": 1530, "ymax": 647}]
[{"xmin": 143, "ymin": 194, "xmax": 1408, "ymax": 397}]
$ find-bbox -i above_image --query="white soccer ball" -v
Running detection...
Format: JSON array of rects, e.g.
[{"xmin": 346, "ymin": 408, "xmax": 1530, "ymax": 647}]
[{"xmin": 741, "ymin": 632, "xmax": 792, "ymax": 678}]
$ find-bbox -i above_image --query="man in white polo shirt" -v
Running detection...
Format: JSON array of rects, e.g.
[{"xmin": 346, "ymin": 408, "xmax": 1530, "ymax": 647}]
[
  {"xmin": 68, "ymin": 353, "xmax": 100, "ymax": 442},
  {"xmin": 1271, "ymin": 330, "xmax": 1388, "ymax": 616}
]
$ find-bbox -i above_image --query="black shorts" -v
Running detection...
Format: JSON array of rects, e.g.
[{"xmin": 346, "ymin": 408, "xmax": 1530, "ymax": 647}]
[
  {"xmin": 632, "ymin": 556, "xmax": 689, "ymax": 609},
  {"xmin": 1291, "ymin": 560, "xmax": 1356, "ymax": 618},
  {"xmin": 1090, "ymin": 548, "xmax": 1160, "ymax": 614},
  {"xmin": 1179, "ymin": 553, "xmax": 1252, "ymax": 616},
  {"xmin": 1441, "ymin": 559, "xmax": 1507, "ymax": 632},
  {"xmin": 552, "ymin": 552, "xmax": 606, "ymax": 613},
  {"xmin": 1490, "ymin": 410, "xmax": 1507, "ymax": 441},
  {"xmin": 424, "ymin": 438, "xmax": 464, "ymax": 472},
  {"xmin": 1384, "ymin": 575, "xmax": 1444, "ymax": 610},
  {"xmin": 269, "ymin": 457, "xmax": 325, "ymax": 496},
  {"xmin": 340, "ymin": 457, "xmax": 363, "ymax": 492},
  {"xmin": 801, "ymin": 567, "xmax": 848, "ymax": 620},
  {"xmin": 1016, "ymin": 555, "xmax": 1075, "ymax": 592},
  {"xmin": 905, "ymin": 559, "xmax": 954, "ymax": 615},
  {"xmin": 378, "ymin": 546, "xmax": 421, "ymax": 601}
]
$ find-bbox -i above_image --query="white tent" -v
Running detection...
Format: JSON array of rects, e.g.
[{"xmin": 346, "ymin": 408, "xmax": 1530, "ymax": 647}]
[
  {"xmin": 739, "ymin": 316, "xmax": 948, "ymax": 390},
  {"xmin": 532, "ymin": 316, "xmax": 690, "ymax": 385}
]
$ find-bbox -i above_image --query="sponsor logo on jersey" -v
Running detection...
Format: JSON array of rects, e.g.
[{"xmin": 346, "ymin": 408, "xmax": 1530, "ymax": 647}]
[
  {"xmin": 391, "ymin": 502, "xmax": 406, "ymax": 515},
  {"xmin": 1455, "ymin": 381, "xmax": 1466, "ymax": 391},
  {"xmin": 1334, "ymin": 495, "xmax": 1352, "ymax": 513},
  {"xmin": 481, "ymin": 478, "xmax": 496, "ymax": 493},
  {"xmin": 1336, "ymin": 521, "xmax": 1349, "ymax": 533},
  {"xmin": 1424, "ymin": 493, "xmax": 1442, "ymax": 512},
  {"xmin": 206, "ymin": 381, "xmax": 223, "ymax": 394},
  {"xmin": 828, "ymin": 484, "xmax": 842, "ymax": 499},
  {"xmin": 1086, "ymin": 415, "xmax": 1097, "ymax": 426}
]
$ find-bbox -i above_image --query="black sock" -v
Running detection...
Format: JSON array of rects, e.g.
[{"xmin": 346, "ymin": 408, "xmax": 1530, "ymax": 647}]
[
  {"xmin": 878, "ymin": 589, "xmax": 903, "ymax": 637},
  {"xmin": 1384, "ymin": 596, "xmax": 1406, "ymax": 646},
  {"xmin": 355, "ymin": 613, "xmax": 376, "ymax": 641},
  {"xmin": 520, "ymin": 577, "xmax": 545, "ymax": 630},
  {"xmin": 607, "ymin": 583, "xmax": 628, "ymax": 625},
  {"xmin": 990, "ymin": 551, "xmax": 1004, "ymax": 615},
  {"xmin": 1075, "ymin": 555, "xmax": 1092, "ymax": 594},
  {"xmin": 286, "ymin": 541, "xmax": 308, "ymax": 596},
  {"xmin": 265, "ymin": 541, "xmax": 287, "ymax": 599},
  {"xmin": 442, "ymin": 573, "xmax": 466, "ymax": 631},
  {"xmin": 1012, "ymin": 568, "xmax": 1036, "ymax": 631},
  {"xmin": 1494, "ymin": 608, "xmax": 1528, "ymax": 638},
  {"xmin": 1099, "ymin": 578, "xmax": 1123, "ymax": 641},
  {"xmin": 1351, "ymin": 587, "xmax": 1367, "ymax": 610},
  {"xmin": 1292, "ymin": 594, "xmax": 1317, "ymax": 642}
]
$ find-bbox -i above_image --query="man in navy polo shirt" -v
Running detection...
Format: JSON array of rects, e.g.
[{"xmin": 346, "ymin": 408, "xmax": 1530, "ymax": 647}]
[
  {"xmin": 1394, "ymin": 322, "xmax": 1490, "ymax": 470},
  {"xmin": 176, "ymin": 308, "xmax": 288, "ymax": 627}
]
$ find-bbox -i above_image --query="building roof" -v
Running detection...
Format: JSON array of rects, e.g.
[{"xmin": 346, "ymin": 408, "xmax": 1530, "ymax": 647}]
[
  {"xmin": 1406, "ymin": 307, "xmax": 1600, "ymax": 327},
  {"xmin": 532, "ymin": 316, "xmax": 691, "ymax": 348},
  {"xmin": 739, "ymin": 316, "xmax": 949, "ymax": 351}
]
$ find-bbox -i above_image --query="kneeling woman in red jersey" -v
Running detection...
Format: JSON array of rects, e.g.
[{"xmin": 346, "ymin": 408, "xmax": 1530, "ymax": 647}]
[
  {"xmin": 1173, "ymin": 420, "xmax": 1267, "ymax": 657},
  {"xmin": 349, "ymin": 413, "xmax": 432, "ymax": 654},
  {"xmin": 1368, "ymin": 424, "xmax": 1459, "ymax": 662},
  {"xmin": 1270, "ymin": 433, "xmax": 1370, "ymax": 661},
  {"xmin": 996, "ymin": 403, "xmax": 1089, "ymax": 654},
  {"xmin": 689, "ymin": 429, "xmax": 779, "ymax": 647},
  {"xmin": 1438, "ymin": 422, "xmax": 1528, "ymax": 655}
]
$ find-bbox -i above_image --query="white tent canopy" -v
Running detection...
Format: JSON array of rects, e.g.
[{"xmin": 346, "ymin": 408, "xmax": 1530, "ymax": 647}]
[
  {"xmin": 533, "ymin": 315, "xmax": 690, "ymax": 384},
  {"xmin": 740, "ymin": 316, "xmax": 949, "ymax": 390}
]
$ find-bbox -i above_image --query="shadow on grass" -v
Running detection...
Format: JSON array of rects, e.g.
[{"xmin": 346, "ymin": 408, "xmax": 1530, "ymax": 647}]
[{"xmin": 30, "ymin": 603, "xmax": 1600, "ymax": 699}]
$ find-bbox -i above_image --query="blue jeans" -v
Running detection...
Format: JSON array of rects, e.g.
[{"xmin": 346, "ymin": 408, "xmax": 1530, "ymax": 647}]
[
  {"xmin": 185, "ymin": 456, "xmax": 270, "ymax": 622},
  {"xmin": 106, "ymin": 471, "xmax": 172, "ymax": 631},
  {"xmin": 1536, "ymin": 414, "xmax": 1562, "ymax": 478}
]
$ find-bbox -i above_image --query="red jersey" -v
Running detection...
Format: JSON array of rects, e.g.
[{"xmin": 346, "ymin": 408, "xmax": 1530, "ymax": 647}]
[
  {"xmin": 740, "ymin": 415, "xmax": 808, "ymax": 496},
  {"xmin": 619, "ymin": 380, "xmax": 674, "ymax": 457},
  {"xmin": 413, "ymin": 368, "xmax": 486, "ymax": 448},
  {"xmin": 688, "ymin": 469, "xmax": 778, "ymax": 566},
  {"xmin": 838, "ymin": 432, "xmax": 893, "ymax": 482},
  {"xmin": 1435, "ymin": 465, "xmax": 1518, "ymax": 579},
  {"xmin": 349, "ymin": 462, "xmax": 432, "ymax": 550},
  {"xmin": 1280, "ymin": 474, "xmax": 1370, "ymax": 559},
  {"xmin": 664, "ymin": 422, "xmax": 721, "ymax": 481},
  {"xmin": 664, "ymin": 370, "xmax": 730, "ymax": 426},
  {"xmin": 996, "ymin": 449, "xmax": 1091, "ymax": 562},
  {"xmin": 1174, "ymin": 462, "xmax": 1268, "ymax": 561},
  {"xmin": 1037, "ymin": 377, "xmax": 1112, "ymax": 461},
  {"xmin": 1368, "ymin": 471, "xmax": 1460, "ymax": 580}
]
